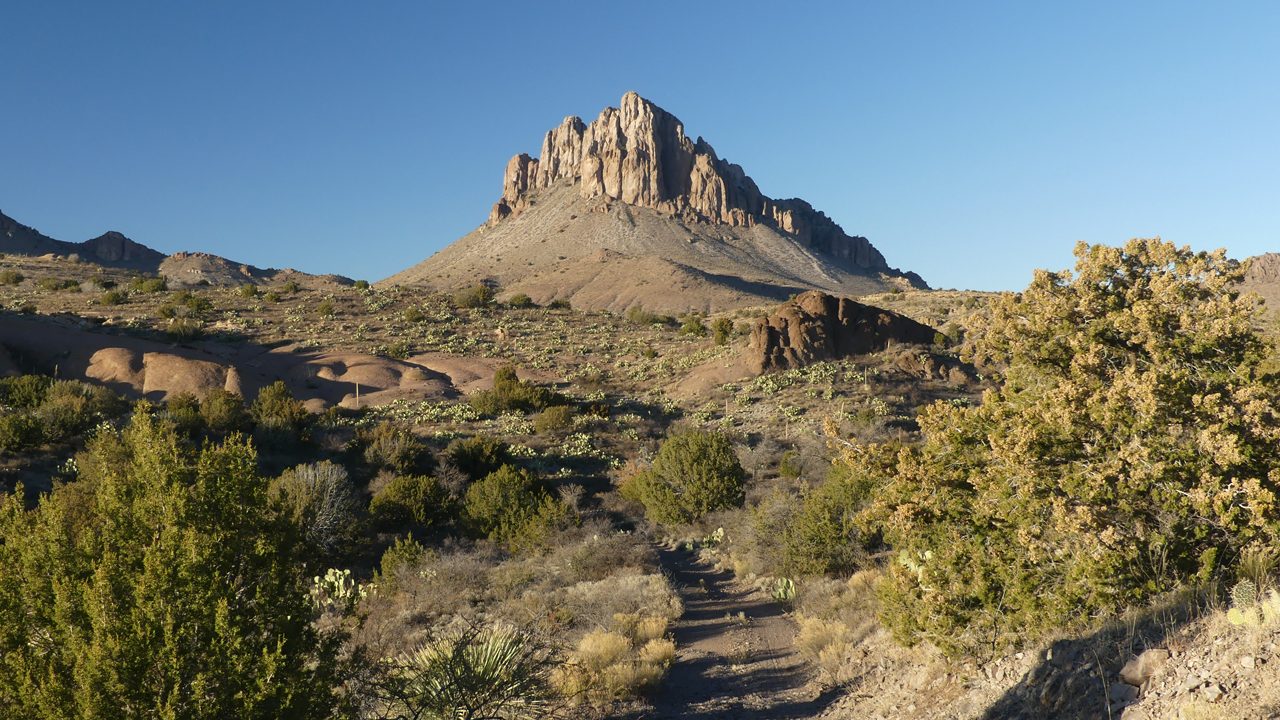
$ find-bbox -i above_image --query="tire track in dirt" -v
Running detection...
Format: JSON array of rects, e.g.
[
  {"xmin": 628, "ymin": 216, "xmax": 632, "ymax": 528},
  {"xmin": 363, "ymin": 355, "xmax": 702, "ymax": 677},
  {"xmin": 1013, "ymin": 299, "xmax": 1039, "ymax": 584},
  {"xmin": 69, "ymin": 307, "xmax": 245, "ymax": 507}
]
[{"xmin": 635, "ymin": 545, "xmax": 839, "ymax": 719}]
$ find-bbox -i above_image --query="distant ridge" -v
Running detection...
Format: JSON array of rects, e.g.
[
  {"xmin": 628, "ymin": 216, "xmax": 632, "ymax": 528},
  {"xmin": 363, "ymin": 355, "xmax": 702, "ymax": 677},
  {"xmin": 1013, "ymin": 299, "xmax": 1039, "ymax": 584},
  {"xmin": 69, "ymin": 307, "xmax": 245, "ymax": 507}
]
[
  {"xmin": 382, "ymin": 92, "xmax": 926, "ymax": 313},
  {"xmin": 0, "ymin": 210, "xmax": 351, "ymax": 288}
]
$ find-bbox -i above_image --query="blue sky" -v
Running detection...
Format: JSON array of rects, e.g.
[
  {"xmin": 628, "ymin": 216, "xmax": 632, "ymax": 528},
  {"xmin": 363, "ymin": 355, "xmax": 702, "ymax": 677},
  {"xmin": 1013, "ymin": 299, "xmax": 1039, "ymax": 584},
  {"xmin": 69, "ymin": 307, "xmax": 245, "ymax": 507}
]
[{"xmin": 1, "ymin": 2, "xmax": 1276, "ymax": 291}]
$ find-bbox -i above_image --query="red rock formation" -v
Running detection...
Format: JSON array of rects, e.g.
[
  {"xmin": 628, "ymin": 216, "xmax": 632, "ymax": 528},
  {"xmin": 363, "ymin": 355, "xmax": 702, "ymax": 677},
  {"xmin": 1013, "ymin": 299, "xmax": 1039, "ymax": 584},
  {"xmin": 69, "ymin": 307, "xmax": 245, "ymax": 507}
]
[
  {"xmin": 488, "ymin": 92, "xmax": 892, "ymax": 274},
  {"xmin": 747, "ymin": 291, "xmax": 938, "ymax": 374}
]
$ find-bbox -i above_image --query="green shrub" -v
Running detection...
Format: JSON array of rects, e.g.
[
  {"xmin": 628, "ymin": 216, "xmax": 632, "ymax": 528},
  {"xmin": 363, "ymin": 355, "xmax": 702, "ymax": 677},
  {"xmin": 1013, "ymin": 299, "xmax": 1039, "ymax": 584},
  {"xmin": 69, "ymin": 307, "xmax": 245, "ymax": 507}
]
[
  {"xmin": 362, "ymin": 421, "xmax": 429, "ymax": 474},
  {"xmin": 626, "ymin": 306, "xmax": 672, "ymax": 326},
  {"xmin": 623, "ymin": 429, "xmax": 745, "ymax": 525},
  {"xmin": 507, "ymin": 292, "xmax": 534, "ymax": 308},
  {"xmin": 548, "ymin": 298, "xmax": 571, "ymax": 310},
  {"xmin": 0, "ymin": 413, "xmax": 44, "ymax": 453},
  {"xmin": 856, "ymin": 239, "xmax": 1280, "ymax": 656},
  {"xmin": 447, "ymin": 434, "xmax": 510, "ymax": 481},
  {"xmin": 378, "ymin": 535, "xmax": 427, "ymax": 593},
  {"xmin": 775, "ymin": 459, "xmax": 879, "ymax": 576},
  {"xmin": 385, "ymin": 341, "xmax": 411, "ymax": 359},
  {"xmin": 166, "ymin": 318, "xmax": 203, "ymax": 341},
  {"xmin": 778, "ymin": 450, "xmax": 802, "ymax": 479},
  {"xmin": 463, "ymin": 465, "xmax": 573, "ymax": 551},
  {"xmin": 470, "ymin": 365, "xmax": 566, "ymax": 416},
  {"xmin": 0, "ymin": 375, "xmax": 54, "ymax": 409},
  {"xmin": 199, "ymin": 389, "xmax": 251, "ymax": 431},
  {"xmin": 678, "ymin": 316, "xmax": 707, "ymax": 337},
  {"xmin": 129, "ymin": 276, "xmax": 167, "ymax": 293},
  {"xmin": 369, "ymin": 474, "xmax": 451, "ymax": 530},
  {"xmin": 0, "ymin": 270, "xmax": 23, "ymax": 285},
  {"xmin": 282, "ymin": 279, "xmax": 300, "ymax": 293},
  {"xmin": 185, "ymin": 295, "xmax": 214, "ymax": 315},
  {"xmin": 534, "ymin": 405, "xmax": 574, "ymax": 435},
  {"xmin": 164, "ymin": 392, "xmax": 205, "ymax": 436},
  {"xmin": 36, "ymin": 277, "xmax": 80, "ymax": 292},
  {"xmin": 353, "ymin": 279, "xmax": 370, "ymax": 290},
  {"xmin": 157, "ymin": 304, "xmax": 178, "ymax": 319},
  {"xmin": 453, "ymin": 285, "xmax": 494, "ymax": 309},
  {"xmin": 269, "ymin": 461, "xmax": 361, "ymax": 557},
  {"xmin": 35, "ymin": 380, "xmax": 127, "ymax": 440},
  {"xmin": 712, "ymin": 317, "xmax": 734, "ymax": 346},
  {"xmin": 99, "ymin": 289, "xmax": 127, "ymax": 305},
  {"xmin": 239, "ymin": 283, "xmax": 259, "ymax": 298},
  {"xmin": 251, "ymin": 381, "xmax": 309, "ymax": 430},
  {"xmin": 0, "ymin": 413, "xmax": 347, "ymax": 716},
  {"xmin": 402, "ymin": 307, "xmax": 426, "ymax": 323},
  {"xmin": 317, "ymin": 300, "xmax": 336, "ymax": 317},
  {"xmin": 263, "ymin": 292, "xmax": 281, "ymax": 303}
]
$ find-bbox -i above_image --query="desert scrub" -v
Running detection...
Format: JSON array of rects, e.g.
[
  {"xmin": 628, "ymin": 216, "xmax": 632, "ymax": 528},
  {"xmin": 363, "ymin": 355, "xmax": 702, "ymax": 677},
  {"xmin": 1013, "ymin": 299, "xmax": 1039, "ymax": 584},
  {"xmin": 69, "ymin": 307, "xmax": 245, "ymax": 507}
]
[
  {"xmin": 239, "ymin": 283, "xmax": 259, "ymax": 298},
  {"xmin": 200, "ymin": 389, "xmax": 251, "ymax": 431},
  {"xmin": 854, "ymin": 239, "xmax": 1280, "ymax": 657},
  {"xmin": 98, "ymin": 289, "xmax": 127, "ymax": 305},
  {"xmin": 270, "ymin": 461, "xmax": 361, "ymax": 558},
  {"xmin": 625, "ymin": 306, "xmax": 673, "ymax": 326},
  {"xmin": 534, "ymin": 405, "xmax": 574, "ymax": 434},
  {"xmin": 462, "ymin": 465, "xmax": 575, "ymax": 552},
  {"xmin": 317, "ymin": 299, "xmax": 336, "ymax": 317},
  {"xmin": 0, "ymin": 269, "xmax": 24, "ymax": 285},
  {"xmin": 471, "ymin": 366, "xmax": 567, "ymax": 416},
  {"xmin": 361, "ymin": 421, "xmax": 429, "ymax": 474},
  {"xmin": 453, "ymin": 284, "xmax": 494, "ymax": 309},
  {"xmin": 33, "ymin": 380, "xmax": 127, "ymax": 441},
  {"xmin": 621, "ymin": 428, "xmax": 746, "ymax": 525},
  {"xmin": 448, "ymin": 434, "xmax": 511, "ymax": 481},
  {"xmin": 369, "ymin": 474, "xmax": 452, "ymax": 531},
  {"xmin": 507, "ymin": 292, "xmax": 534, "ymax": 308},
  {"xmin": 166, "ymin": 317, "xmax": 203, "ymax": 341},
  {"xmin": 128, "ymin": 275, "xmax": 167, "ymax": 293}
]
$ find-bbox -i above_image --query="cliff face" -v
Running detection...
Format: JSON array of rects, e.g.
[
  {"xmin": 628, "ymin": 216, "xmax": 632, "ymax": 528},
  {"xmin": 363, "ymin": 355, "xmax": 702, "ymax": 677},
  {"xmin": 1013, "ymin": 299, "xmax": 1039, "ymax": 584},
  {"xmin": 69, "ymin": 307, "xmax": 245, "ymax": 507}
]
[{"xmin": 488, "ymin": 92, "xmax": 890, "ymax": 273}]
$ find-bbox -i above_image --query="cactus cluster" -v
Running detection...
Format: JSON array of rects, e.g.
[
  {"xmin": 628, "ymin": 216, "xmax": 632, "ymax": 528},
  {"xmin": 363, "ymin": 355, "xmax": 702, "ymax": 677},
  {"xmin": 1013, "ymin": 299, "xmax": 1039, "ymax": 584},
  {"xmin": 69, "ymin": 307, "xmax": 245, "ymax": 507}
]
[
  {"xmin": 771, "ymin": 577, "xmax": 797, "ymax": 604},
  {"xmin": 1227, "ymin": 579, "xmax": 1280, "ymax": 628}
]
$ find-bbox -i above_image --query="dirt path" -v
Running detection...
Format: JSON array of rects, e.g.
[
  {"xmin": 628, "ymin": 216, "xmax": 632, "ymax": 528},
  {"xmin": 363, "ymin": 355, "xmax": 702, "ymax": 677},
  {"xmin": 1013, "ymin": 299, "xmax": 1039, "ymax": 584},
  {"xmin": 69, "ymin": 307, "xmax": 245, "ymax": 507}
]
[{"xmin": 634, "ymin": 545, "xmax": 838, "ymax": 719}]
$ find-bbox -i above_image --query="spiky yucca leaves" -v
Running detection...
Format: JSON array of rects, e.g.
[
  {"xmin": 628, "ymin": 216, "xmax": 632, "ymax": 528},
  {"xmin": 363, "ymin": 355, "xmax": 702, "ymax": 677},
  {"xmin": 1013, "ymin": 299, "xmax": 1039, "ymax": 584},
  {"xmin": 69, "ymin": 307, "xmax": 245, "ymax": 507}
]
[{"xmin": 386, "ymin": 625, "xmax": 555, "ymax": 720}]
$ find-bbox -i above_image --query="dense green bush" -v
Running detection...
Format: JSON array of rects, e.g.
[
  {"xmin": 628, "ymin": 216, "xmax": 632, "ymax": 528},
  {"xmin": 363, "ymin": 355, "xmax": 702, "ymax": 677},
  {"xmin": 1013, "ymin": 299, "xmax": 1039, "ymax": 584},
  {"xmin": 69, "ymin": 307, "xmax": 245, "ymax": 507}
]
[
  {"xmin": 0, "ymin": 413, "xmax": 348, "ymax": 717},
  {"xmin": 850, "ymin": 239, "xmax": 1280, "ymax": 656},
  {"xmin": 470, "ymin": 366, "xmax": 566, "ymax": 416},
  {"xmin": 678, "ymin": 315, "xmax": 707, "ymax": 337},
  {"xmin": 129, "ymin": 275, "xmax": 168, "ymax": 293},
  {"xmin": 0, "ymin": 269, "xmax": 24, "ymax": 285},
  {"xmin": 164, "ymin": 392, "xmax": 205, "ymax": 436},
  {"xmin": 263, "ymin": 291, "xmax": 281, "ymax": 303},
  {"xmin": 282, "ymin": 279, "xmax": 301, "ymax": 293},
  {"xmin": 378, "ymin": 534, "xmax": 427, "ymax": 593},
  {"xmin": 711, "ymin": 317, "xmax": 734, "ymax": 346},
  {"xmin": 771, "ymin": 459, "xmax": 881, "ymax": 577},
  {"xmin": 0, "ymin": 374, "xmax": 54, "ymax": 409},
  {"xmin": 548, "ymin": 298, "xmax": 571, "ymax": 310},
  {"xmin": 453, "ymin": 285, "xmax": 494, "ymax": 309},
  {"xmin": 317, "ymin": 300, "xmax": 336, "ymax": 317},
  {"xmin": 507, "ymin": 292, "xmax": 534, "ymax": 308},
  {"xmin": 0, "ymin": 412, "xmax": 43, "ymax": 453},
  {"xmin": 36, "ymin": 277, "xmax": 79, "ymax": 292},
  {"xmin": 270, "ymin": 461, "xmax": 362, "ymax": 558},
  {"xmin": 534, "ymin": 405, "xmax": 575, "ymax": 435},
  {"xmin": 623, "ymin": 429, "xmax": 745, "ymax": 525},
  {"xmin": 200, "ymin": 389, "xmax": 252, "ymax": 431},
  {"xmin": 462, "ymin": 465, "xmax": 573, "ymax": 552},
  {"xmin": 402, "ymin": 307, "xmax": 426, "ymax": 323},
  {"xmin": 99, "ymin": 289, "xmax": 127, "ymax": 305},
  {"xmin": 369, "ymin": 474, "xmax": 452, "ymax": 530},
  {"xmin": 626, "ymin": 306, "xmax": 673, "ymax": 326},
  {"xmin": 251, "ymin": 381, "xmax": 309, "ymax": 430},
  {"xmin": 34, "ymin": 380, "xmax": 127, "ymax": 440},
  {"xmin": 353, "ymin": 280, "xmax": 370, "ymax": 290},
  {"xmin": 447, "ymin": 434, "xmax": 511, "ymax": 481},
  {"xmin": 362, "ymin": 421, "xmax": 429, "ymax": 474},
  {"xmin": 240, "ymin": 283, "xmax": 259, "ymax": 298}
]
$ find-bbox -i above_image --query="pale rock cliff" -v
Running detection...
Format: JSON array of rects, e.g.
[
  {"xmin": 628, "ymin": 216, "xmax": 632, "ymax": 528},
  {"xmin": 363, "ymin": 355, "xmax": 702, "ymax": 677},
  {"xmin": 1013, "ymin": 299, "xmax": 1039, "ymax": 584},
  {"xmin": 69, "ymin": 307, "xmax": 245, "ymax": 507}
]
[{"xmin": 488, "ymin": 92, "xmax": 890, "ymax": 273}]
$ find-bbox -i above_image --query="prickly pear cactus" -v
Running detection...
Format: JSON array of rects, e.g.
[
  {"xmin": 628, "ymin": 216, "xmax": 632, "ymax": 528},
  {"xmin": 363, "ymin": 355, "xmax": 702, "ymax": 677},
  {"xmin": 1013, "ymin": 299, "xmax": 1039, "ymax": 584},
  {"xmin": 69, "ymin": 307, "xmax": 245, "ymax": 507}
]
[
  {"xmin": 771, "ymin": 577, "xmax": 797, "ymax": 604},
  {"xmin": 1262, "ymin": 589, "xmax": 1280, "ymax": 627},
  {"xmin": 1232, "ymin": 579, "xmax": 1258, "ymax": 610}
]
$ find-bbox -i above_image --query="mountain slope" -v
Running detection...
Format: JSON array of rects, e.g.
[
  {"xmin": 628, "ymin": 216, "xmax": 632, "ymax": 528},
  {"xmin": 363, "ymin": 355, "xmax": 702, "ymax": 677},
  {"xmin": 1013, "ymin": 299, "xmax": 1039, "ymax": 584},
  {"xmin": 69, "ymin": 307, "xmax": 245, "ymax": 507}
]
[{"xmin": 382, "ymin": 92, "xmax": 925, "ymax": 313}]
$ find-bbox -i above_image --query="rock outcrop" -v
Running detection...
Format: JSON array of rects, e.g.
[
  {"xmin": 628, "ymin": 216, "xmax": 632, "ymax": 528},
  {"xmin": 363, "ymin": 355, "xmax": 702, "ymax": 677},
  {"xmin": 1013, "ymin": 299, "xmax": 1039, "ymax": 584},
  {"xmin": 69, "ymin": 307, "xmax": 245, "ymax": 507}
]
[
  {"xmin": 487, "ymin": 92, "xmax": 896, "ymax": 274},
  {"xmin": 747, "ymin": 291, "xmax": 938, "ymax": 374}
]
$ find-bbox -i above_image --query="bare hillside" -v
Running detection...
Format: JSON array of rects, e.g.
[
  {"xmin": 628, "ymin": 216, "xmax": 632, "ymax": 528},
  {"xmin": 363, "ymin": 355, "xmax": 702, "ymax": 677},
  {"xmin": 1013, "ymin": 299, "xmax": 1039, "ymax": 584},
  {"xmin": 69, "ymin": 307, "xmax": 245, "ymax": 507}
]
[{"xmin": 381, "ymin": 92, "xmax": 925, "ymax": 313}]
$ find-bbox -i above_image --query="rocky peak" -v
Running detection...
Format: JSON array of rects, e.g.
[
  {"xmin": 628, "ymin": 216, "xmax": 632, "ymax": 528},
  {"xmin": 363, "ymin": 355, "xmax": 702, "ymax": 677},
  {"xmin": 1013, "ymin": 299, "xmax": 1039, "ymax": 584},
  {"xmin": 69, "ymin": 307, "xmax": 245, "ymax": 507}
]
[{"xmin": 488, "ymin": 92, "xmax": 895, "ymax": 274}]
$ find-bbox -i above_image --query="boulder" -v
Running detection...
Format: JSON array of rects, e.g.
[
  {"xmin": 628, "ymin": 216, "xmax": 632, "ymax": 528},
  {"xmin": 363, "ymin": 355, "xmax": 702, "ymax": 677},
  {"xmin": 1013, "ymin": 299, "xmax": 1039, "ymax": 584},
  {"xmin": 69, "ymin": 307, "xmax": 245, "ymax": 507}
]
[{"xmin": 746, "ymin": 291, "xmax": 938, "ymax": 374}]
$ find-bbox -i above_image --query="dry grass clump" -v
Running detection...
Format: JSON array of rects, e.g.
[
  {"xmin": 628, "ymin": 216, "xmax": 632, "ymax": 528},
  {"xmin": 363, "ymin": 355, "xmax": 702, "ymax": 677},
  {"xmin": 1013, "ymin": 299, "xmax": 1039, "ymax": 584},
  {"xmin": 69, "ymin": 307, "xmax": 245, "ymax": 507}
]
[
  {"xmin": 561, "ymin": 573, "xmax": 683, "ymax": 632},
  {"xmin": 793, "ymin": 569, "xmax": 882, "ymax": 685},
  {"xmin": 554, "ymin": 617, "xmax": 677, "ymax": 704}
]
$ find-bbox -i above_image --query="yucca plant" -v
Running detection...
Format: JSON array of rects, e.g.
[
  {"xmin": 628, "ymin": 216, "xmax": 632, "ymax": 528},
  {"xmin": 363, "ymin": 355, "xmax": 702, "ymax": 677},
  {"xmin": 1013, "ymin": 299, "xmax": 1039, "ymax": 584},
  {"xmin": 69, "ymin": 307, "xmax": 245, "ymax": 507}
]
[{"xmin": 385, "ymin": 625, "xmax": 555, "ymax": 720}]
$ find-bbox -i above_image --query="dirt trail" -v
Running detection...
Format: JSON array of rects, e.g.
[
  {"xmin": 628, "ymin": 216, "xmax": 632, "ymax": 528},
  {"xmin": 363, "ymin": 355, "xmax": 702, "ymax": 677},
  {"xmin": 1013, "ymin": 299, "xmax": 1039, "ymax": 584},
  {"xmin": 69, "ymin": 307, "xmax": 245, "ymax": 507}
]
[{"xmin": 636, "ymin": 545, "xmax": 838, "ymax": 719}]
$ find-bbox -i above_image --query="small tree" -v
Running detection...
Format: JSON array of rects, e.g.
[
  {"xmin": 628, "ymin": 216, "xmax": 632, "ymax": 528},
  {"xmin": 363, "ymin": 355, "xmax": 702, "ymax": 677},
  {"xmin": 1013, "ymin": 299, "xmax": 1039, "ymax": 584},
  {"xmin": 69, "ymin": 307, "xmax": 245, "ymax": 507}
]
[
  {"xmin": 850, "ymin": 239, "xmax": 1280, "ymax": 655},
  {"xmin": 0, "ymin": 413, "xmax": 349, "ymax": 717},
  {"xmin": 624, "ymin": 429, "xmax": 745, "ymax": 525}
]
